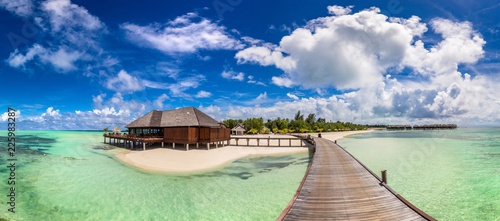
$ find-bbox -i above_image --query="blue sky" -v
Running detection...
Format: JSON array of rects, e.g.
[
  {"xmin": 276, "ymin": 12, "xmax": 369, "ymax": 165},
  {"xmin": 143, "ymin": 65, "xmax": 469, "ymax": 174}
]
[{"xmin": 1, "ymin": 0, "xmax": 500, "ymax": 129}]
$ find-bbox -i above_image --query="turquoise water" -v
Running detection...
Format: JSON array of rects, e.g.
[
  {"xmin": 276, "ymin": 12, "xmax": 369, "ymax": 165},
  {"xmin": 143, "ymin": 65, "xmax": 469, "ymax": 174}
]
[
  {"xmin": 339, "ymin": 128, "xmax": 500, "ymax": 221},
  {"xmin": 0, "ymin": 131, "xmax": 311, "ymax": 220}
]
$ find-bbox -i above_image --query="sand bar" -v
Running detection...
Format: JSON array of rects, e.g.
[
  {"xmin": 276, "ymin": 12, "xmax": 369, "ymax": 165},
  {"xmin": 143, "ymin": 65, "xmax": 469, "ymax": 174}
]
[{"xmin": 115, "ymin": 129, "xmax": 377, "ymax": 173}]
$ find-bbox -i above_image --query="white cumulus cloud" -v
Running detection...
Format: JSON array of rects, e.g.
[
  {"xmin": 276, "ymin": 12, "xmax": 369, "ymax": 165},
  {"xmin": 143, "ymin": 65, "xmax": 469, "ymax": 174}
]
[
  {"xmin": 121, "ymin": 12, "xmax": 242, "ymax": 54},
  {"xmin": 327, "ymin": 5, "xmax": 353, "ymax": 16},
  {"xmin": 4, "ymin": 0, "xmax": 111, "ymax": 74},
  {"xmin": 195, "ymin": 90, "xmax": 212, "ymax": 98},
  {"xmin": 287, "ymin": 93, "xmax": 299, "ymax": 100},
  {"xmin": 154, "ymin": 94, "xmax": 170, "ymax": 109},
  {"xmin": 0, "ymin": 0, "xmax": 34, "ymax": 17},
  {"xmin": 105, "ymin": 70, "xmax": 145, "ymax": 92},
  {"xmin": 222, "ymin": 70, "xmax": 245, "ymax": 81}
]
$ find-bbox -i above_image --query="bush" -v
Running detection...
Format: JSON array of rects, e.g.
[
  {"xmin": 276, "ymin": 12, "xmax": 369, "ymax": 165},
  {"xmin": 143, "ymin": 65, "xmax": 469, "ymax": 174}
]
[{"xmin": 247, "ymin": 129, "xmax": 258, "ymax": 134}]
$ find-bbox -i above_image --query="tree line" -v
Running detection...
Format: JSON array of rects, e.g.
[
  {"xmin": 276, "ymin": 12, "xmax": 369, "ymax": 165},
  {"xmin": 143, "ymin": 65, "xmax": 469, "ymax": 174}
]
[{"xmin": 223, "ymin": 111, "xmax": 368, "ymax": 134}]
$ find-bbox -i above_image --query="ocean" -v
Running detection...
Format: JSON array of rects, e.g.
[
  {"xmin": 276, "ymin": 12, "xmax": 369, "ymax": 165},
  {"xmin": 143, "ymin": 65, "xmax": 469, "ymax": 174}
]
[
  {"xmin": 339, "ymin": 128, "xmax": 500, "ymax": 220},
  {"xmin": 1, "ymin": 128, "xmax": 498, "ymax": 220},
  {"xmin": 0, "ymin": 131, "xmax": 310, "ymax": 220}
]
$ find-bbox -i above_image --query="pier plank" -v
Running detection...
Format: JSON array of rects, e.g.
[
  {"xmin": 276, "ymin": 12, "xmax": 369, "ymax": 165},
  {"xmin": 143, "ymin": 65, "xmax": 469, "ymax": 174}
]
[{"xmin": 279, "ymin": 138, "xmax": 435, "ymax": 221}]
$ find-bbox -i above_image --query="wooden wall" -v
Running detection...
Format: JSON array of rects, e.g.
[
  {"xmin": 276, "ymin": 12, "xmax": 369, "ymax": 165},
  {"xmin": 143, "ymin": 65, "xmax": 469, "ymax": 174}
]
[{"xmin": 163, "ymin": 127, "xmax": 230, "ymax": 144}]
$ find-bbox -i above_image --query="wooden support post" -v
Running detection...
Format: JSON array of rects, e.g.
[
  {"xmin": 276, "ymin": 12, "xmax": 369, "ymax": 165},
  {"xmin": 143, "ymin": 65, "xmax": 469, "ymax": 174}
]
[
  {"xmin": 279, "ymin": 139, "xmax": 281, "ymax": 147},
  {"xmin": 143, "ymin": 142, "xmax": 146, "ymax": 151},
  {"xmin": 381, "ymin": 170, "xmax": 387, "ymax": 184},
  {"xmin": 207, "ymin": 143, "xmax": 210, "ymax": 150},
  {"xmin": 236, "ymin": 139, "xmax": 239, "ymax": 146},
  {"xmin": 104, "ymin": 136, "xmax": 106, "ymax": 143},
  {"xmin": 257, "ymin": 139, "xmax": 259, "ymax": 146},
  {"xmin": 132, "ymin": 141, "xmax": 134, "ymax": 149},
  {"xmin": 301, "ymin": 140, "xmax": 303, "ymax": 146},
  {"xmin": 335, "ymin": 140, "xmax": 337, "ymax": 144},
  {"xmin": 173, "ymin": 143, "xmax": 175, "ymax": 149},
  {"xmin": 186, "ymin": 144, "xmax": 189, "ymax": 151},
  {"xmin": 246, "ymin": 139, "xmax": 249, "ymax": 146},
  {"xmin": 268, "ymin": 139, "xmax": 270, "ymax": 146},
  {"xmin": 289, "ymin": 139, "xmax": 291, "ymax": 146},
  {"xmin": 215, "ymin": 142, "xmax": 218, "ymax": 148},
  {"xmin": 196, "ymin": 143, "xmax": 199, "ymax": 148},
  {"xmin": 162, "ymin": 142, "xmax": 164, "ymax": 147}
]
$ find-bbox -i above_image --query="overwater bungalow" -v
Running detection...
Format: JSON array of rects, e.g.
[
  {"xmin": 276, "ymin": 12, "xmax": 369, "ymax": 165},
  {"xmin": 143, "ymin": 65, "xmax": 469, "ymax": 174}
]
[
  {"xmin": 104, "ymin": 107, "xmax": 230, "ymax": 150},
  {"xmin": 126, "ymin": 107, "xmax": 230, "ymax": 144},
  {"xmin": 413, "ymin": 124, "xmax": 457, "ymax": 129},
  {"xmin": 387, "ymin": 125, "xmax": 412, "ymax": 130}
]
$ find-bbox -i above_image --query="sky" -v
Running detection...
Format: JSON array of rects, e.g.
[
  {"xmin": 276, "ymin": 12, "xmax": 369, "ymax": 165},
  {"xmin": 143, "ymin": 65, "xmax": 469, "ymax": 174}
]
[{"xmin": 1, "ymin": 0, "xmax": 500, "ymax": 130}]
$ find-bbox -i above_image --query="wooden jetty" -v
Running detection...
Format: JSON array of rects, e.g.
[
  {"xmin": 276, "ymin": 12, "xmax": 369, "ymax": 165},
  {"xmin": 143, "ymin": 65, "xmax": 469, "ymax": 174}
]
[
  {"xmin": 388, "ymin": 124, "xmax": 457, "ymax": 130},
  {"xmin": 104, "ymin": 133, "xmax": 231, "ymax": 150},
  {"xmin": 386, "ymin": 125, "xmax": 412, "ymax": 130},
  {"xmin": 277, "ymin": 137, "xmax": 435, "ymax": 221},
  {"xmin": 230, "ymin": 136, "xmax": 304, "ymax": 147},
  {"xmin": 104, "ymin": 134, "xmax": 310, "ymax": 150},
  {"xmin": 413, "ymin": 124, "xmax": 457, "ymax": 130}
]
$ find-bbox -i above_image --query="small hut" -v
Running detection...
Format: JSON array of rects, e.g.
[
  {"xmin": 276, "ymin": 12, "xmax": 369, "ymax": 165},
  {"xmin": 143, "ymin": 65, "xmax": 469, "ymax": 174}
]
[
  {"xmin": 231, "ymin": 123, "xmax": 246, "ymax": 135},
  {"xmin": 112, "ymin": 126, "xmax": 122, "ymax": 134}
]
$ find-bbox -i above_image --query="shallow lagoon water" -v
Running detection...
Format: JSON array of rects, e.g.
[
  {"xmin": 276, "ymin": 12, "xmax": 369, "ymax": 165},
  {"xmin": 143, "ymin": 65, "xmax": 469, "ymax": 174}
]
[
  {"xmin": 2, "ymin": 129, "xmax": 498, "ymax": 220},
  {"xmin": 0, "ymin": 131, "xmax": 311, "ymax": 220},
  {"xmin": 339, "ymin": 128, "xmax": 500, "ymax": 221}
]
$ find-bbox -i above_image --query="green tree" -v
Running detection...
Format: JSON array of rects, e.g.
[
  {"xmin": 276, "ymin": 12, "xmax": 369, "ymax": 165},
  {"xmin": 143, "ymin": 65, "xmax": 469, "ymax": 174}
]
[
  {"xmin": 305, "ymin": 113, "xmax": 316, "ymax": 126},
  {"xmin": 247, "ymin": 128, "xmax": 258, "ymax": 134},
  {"xmin": 223, "ymin": 119, "xmax": 239, "ymax": 129}
]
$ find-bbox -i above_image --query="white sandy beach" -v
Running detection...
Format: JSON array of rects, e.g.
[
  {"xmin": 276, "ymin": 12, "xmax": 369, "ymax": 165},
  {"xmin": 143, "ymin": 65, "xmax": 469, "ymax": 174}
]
[{"xmin": 115, "ymin": 129, "xmax": 377, "ymax": 173}]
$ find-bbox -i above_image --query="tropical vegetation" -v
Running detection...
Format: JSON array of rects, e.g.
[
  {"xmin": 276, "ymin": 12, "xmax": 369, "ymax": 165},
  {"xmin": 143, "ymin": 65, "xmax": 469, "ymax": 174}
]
[{"xmin": 223, "ymin": 111, "xmax": 368, "ymax": 133}]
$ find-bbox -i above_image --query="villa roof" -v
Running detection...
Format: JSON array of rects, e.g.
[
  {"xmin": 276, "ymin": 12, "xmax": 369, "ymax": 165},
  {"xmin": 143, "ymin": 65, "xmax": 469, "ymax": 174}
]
[
  {"xmin": 112, "ymin": 126, "xmax": 122, "ymax": 132},
  {"xmin": 231, "ymin": 123, "xmax": 246, "ymax": 131},
  {"xmin": 125, "ymin": 107, "xmax": 220, "ymax": 128}
]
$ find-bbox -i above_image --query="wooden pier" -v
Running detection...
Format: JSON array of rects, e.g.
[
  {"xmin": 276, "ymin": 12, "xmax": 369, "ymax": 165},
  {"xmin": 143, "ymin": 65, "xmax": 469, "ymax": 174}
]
[
  {"xmin": 277, "ymin": 137, "xmax": 436, "ymax": 221},
  {"xmin": 230, "ymin": 136, "xmax": 305, "ymax": 147},
  {"xmin": 105, "ymin": 134, "xmax": 311, "ymax": 150}
]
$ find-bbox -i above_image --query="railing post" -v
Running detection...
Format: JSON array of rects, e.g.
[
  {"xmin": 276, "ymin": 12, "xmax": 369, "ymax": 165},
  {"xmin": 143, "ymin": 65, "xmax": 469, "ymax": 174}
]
[{"xmin": 381, "ymin": 170, "xmax": 387, "ymax": 184}]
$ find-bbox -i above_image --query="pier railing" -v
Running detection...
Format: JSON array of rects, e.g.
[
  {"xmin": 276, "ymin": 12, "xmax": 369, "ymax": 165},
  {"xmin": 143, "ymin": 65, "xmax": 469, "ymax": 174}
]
[
  {"xmin": 276, "ymin": 137, "xmax": 436, "ymax": 221},
  {"xmin": 229, "ymin": 136, "xmax": 310, "ymax": 147}
]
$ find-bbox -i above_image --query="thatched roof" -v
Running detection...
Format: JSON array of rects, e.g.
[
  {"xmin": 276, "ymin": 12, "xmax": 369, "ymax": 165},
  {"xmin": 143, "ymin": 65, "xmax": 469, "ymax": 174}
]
[
  {"xmin": 126, "ymin": 107, "xmax": 221, "ymax": 128},
  {"xmin": 112, "ymin": 126, "xmax": 122, "ymax": 132},
  {"xmin": 231, "ymin": 123, "xmax": 246, "ymax": 132}
]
